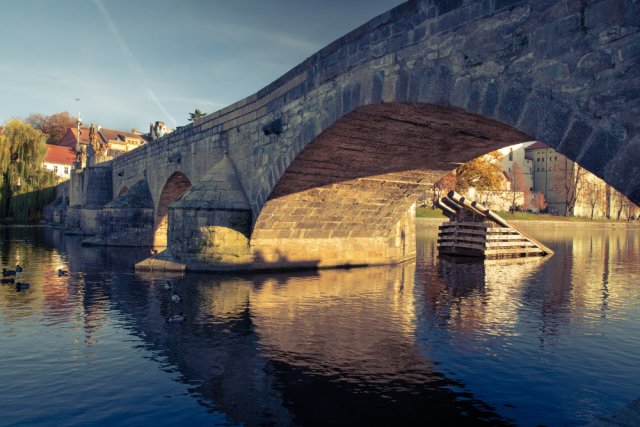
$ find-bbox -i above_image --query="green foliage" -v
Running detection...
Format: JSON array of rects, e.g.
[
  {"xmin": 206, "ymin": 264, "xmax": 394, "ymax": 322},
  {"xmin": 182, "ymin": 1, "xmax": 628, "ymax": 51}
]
[
  {"xmin": 0, "ymin": 119, "xmax": 58, "ymax": 221},
  {"xmin": 188, "ymin": 109, "xmax": 207, "ymax": 122},
  {"xmin": 416, "ymin": 207, "xmax": 447, "ymax": 218}
]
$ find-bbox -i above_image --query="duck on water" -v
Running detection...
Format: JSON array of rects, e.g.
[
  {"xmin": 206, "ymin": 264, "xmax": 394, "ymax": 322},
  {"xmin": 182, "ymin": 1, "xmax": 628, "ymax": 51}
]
[{"xmin": 3, "ymin": 265, "xmax": 23, "ymax": 276}]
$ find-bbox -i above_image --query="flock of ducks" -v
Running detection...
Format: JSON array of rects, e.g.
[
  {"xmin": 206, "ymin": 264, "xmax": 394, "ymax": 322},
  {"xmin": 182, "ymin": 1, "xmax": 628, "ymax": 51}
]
[
  {"xmin": 2, "ymin": 265, "xmax": 186, "ymax": 324},
  {"xmin": 0, "ymin": 265, "xmax": 70, "ymax": 292},
  {"xmin": 1, "ymin": 265, "xmax": 28, "ymax": 291},
  {"xmin": 164, "ymin": 281, "xmax": 186, "ymax": 324}
]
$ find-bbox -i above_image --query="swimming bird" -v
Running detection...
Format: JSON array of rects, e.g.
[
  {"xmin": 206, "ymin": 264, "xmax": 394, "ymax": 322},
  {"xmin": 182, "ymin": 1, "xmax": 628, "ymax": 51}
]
[
  {"xmin": 15, "ymin": 264, "xmax": 23, "ymax": 272},
  {"xmin": 15, "ymin": 282, "xmax": 30, "ymax": 291},
  {"xmin": 171, "ymin": 292, "xmax": 182, "ymax": 303},
  {"xmin": 162, "ymin": 281, "xmax": 172, "ymax": 290},
  {"xmin": 2, "ymin": 268, "xmax": 16, "ymax": 277},
  {"xmin": 167, "ymin": 313, "xmax": 186, "ymax": 324},
  {"xmin": 57, "ymin": 269, "xmax": 69, "ymax": 276},
  {"xmin": 0, "ymin": 277, "xmax": 15, "ymax": 284}
]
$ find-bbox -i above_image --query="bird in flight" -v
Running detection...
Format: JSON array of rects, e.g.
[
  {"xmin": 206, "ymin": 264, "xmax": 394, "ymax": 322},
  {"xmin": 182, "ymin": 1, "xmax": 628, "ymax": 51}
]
[{"xmin": 74, "ymin": 98, "xmax": 80, "ymax": 101}]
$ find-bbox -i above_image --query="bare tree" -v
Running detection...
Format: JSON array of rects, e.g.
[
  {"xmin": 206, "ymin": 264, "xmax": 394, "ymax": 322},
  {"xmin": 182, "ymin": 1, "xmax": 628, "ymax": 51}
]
[
  {"xmin": 583, "ymin": 180, "xmax": 603, "ymax": 219},
  {"xmin": 509, "ymin": 161, "xmax": 530, "ymax": 212},
  {"xmin": 553, "ymin": 159, "xmax": 587, "ymax": 217},
  {"xmin": 611, "ymin": 189, "xmax": 627, "ymax": 220}
]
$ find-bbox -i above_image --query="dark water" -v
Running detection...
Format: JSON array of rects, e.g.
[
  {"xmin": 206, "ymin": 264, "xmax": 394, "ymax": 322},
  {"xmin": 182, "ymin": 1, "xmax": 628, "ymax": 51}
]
[{"xmin": 1, "ymin": 226, "xmax": 639, "ymax": 426}]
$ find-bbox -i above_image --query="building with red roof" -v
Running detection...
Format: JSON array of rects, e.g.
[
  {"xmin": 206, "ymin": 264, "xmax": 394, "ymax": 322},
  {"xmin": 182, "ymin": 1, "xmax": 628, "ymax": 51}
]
[
  {"xmin": 59, "ymin": 126, "xmax": 149, "ymax": 158},
  {"xmin": 43, "ymin": 144, "xmax": 76, "ymax": 181}
]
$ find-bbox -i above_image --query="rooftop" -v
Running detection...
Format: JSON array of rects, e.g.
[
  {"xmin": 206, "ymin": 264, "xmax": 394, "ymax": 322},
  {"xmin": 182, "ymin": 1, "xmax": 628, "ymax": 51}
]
[{"xmin": 44, "ymin": 144, "xmax": 76, "ymax": 166}]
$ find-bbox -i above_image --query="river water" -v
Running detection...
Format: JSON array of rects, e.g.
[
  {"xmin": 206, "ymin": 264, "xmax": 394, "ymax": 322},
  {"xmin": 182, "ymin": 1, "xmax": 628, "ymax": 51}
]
[{"xmin": 1, "ymin": 225, "xmax": 639, "ymax": 426}]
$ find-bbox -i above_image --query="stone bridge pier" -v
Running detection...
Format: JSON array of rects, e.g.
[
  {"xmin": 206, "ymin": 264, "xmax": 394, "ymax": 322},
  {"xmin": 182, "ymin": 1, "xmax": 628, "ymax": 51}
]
[{"xmin": 54, "ymin": 0, "xmax": 639, "ymax": 272}]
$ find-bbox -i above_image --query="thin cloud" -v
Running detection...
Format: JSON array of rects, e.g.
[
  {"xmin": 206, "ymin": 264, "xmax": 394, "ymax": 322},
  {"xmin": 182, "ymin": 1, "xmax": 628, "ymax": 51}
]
[
  {"xmin": 163, "ymin": 96, "xmax": 227, "ymax": 110},
  {"xmin": 93, "ymin": 0, "xmax": 177, "ymax": 127}
]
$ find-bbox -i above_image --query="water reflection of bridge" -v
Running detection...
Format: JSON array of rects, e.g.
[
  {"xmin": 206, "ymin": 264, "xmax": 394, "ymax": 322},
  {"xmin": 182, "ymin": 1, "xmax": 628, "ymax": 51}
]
[
  {"xmin": 12, "ymin": 226, "xmax": 637, "ymax": 425},
  {"xmin": 120, "ymin": 263, "xmax": 509, "ymax": 426}
]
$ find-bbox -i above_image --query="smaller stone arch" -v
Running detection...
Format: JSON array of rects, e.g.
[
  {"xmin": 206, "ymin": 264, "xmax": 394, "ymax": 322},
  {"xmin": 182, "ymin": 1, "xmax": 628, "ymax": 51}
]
[{"xmin": 154, "ymin": 172, "xmax": 191, "ymax": 249}]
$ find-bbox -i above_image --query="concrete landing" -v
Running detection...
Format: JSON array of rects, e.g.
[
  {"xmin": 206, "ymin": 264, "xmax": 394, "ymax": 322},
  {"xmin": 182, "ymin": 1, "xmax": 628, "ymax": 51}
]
[
  {"xmin": 586, "ymin": 398, "xmax": 640, "ymax": 427},
  {"xmin": 135, "ymin": 251, "xmax": 186, "ymax": 273}
]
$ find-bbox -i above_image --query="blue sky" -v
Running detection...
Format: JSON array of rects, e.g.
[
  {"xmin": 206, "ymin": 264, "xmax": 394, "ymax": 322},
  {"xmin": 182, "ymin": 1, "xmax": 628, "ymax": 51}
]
[{"xmin": 0, "ymin": 0, "xmax": 404, "ymax": 132}]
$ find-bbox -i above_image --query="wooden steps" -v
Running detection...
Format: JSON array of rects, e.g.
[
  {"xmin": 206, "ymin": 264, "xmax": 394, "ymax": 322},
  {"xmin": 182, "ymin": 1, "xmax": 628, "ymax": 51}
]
[{"xmin": 436, "ymin": 192, "xmax": 553, "ymax": 259}]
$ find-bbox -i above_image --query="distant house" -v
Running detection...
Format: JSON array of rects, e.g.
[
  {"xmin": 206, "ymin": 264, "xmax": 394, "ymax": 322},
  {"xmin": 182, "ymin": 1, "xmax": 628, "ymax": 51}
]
[
  {"xmin": 59, "ymin": 126, "xmax": 149, "ymax": 158},
  {"xmin": 97, "ymin": 128, "xmax": 149, "ymax": 156},
  {"xmin": 148, "ymin": 121, "xmax": 172, "ymax": 141},
  {"xmin": 498, "ymin": 142, "xmax": 535, "ymax": 192},
  {"xmin": 43, "ymin": 144, "xmax": 76, "ymax": 181}
]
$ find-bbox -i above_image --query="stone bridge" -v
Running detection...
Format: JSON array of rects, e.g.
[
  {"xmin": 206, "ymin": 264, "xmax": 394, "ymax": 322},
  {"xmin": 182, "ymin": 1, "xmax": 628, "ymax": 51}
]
[{"xmin": 52, "ymin": 0, "xmax": 640, "ymax": 272}]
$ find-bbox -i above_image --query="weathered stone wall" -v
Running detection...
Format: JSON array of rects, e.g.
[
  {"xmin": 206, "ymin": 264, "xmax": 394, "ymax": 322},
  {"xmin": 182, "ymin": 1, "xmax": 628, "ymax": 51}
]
[
  {"xmin": 65, "ymin": 206, "xmax": 81, "ymax": 230},
  {"xmin": 82, "ymin": 165, "xmax": 113, "ymax": 209},
  {"xmin": 94, "ymin": 207, "xmax": 154, "ymax": 246},
  {"xmin": 69, "ymin": 170, "xmax": 84, "ymax": 207},
  {"xmin": 80, "ymin": 209, "xmax": 102, "ymax": 235},
  {"xmin": 43, "ymin": 180, "xmax": 70, "ymax": 224},
  {"xmin": 84, "ymin": 179, "xmax": 155, "ymax": 246}
]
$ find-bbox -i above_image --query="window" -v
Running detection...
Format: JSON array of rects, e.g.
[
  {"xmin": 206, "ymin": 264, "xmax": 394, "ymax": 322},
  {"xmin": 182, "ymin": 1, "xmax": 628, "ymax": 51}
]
[
  {"xmin": 53, "ymin": 165, "xmax": 58, "ymax": 173},
  {"xmin": 64, "ymin": 167, "xmax": 69, "ymax": 175},
  {"xmin": 509, "ymin": 150, "xmax": 513, "ymax": 161}
]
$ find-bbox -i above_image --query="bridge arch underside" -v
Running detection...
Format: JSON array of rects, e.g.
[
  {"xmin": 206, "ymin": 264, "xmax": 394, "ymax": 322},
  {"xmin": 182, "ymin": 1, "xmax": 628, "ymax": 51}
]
[
  {"xmin": 250, "ymin": 103, "xmax": 531, "ymax": 269},
  {"xmin": 154, "ymin": 172, "xmax": 191, "ymax": 249}
]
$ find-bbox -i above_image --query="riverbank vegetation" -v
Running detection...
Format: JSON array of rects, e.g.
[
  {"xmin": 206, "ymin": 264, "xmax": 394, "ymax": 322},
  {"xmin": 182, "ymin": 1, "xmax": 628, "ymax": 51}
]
[{"xmin": 0, "ymin": 120, "xmax": 58, "ymax": 222}]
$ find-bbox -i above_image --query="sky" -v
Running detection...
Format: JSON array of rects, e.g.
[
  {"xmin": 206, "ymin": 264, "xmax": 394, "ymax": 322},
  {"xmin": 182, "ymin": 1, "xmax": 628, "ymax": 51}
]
[{"xmin": 0, "ymin": 0, "xmax": 405, "ymax": 133}]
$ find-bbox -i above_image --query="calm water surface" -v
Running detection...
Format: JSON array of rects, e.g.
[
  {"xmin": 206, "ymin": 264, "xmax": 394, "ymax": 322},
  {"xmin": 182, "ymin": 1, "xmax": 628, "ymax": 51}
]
[{"xmin": 1, "ymin": 225, "xmax": 639, "ymax": 426}]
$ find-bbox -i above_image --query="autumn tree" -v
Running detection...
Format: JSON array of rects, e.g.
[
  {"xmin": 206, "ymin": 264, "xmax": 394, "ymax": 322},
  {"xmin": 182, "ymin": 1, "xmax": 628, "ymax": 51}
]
[
  {"xmin": 509, "ymin": 161, "xmax": 531, "ymax": 211},
  {"xmin": 26, "ymin": 111, "xmax": 77, "ymax": 145},
  {"xmin": 454, "ymin": 150, "xmax": 504, "ymax": 193},
  {"xmin": 0, "ymin": 120, "xmax": 58, "ymax": 221},
  {"xmin": 431, "ymin": 173, "xmax": 456, "ymax": 209},
  {"xmin": 531, "ymin": 191, "xmax": 547, "ymax": 212},
  {"xmin": 188, "ymin": 109, "xmax": 207, "ymax": 122}
]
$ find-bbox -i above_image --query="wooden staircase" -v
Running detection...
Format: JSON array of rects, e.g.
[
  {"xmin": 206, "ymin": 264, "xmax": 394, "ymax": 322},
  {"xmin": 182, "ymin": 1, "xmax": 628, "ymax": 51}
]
[{"xmin": 436, "ymin": 191, "xmax": 553, "ymax": 259}]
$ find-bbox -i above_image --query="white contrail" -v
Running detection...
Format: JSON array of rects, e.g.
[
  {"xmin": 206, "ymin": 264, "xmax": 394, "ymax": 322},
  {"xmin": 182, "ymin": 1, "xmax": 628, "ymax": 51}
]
[{"xmin": 93, "ymin": 0, "xmax": 177, "ymax": 127}]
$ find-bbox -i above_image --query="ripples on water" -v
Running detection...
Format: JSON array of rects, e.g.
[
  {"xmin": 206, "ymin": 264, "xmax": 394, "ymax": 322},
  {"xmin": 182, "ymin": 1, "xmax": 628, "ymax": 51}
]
[{"xmin": 0, "ymin": 225, "xmax": 639, "ymax": 426}]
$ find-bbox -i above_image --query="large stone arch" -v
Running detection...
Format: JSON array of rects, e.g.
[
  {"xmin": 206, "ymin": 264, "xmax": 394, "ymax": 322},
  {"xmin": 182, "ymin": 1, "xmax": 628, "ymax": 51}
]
[
  {"xmin": 250, "ymin": 102, "xmax": 532, "ymax": 268},
  {"xmin": 154, "ymin": 171, "xmax": 192, "ymax": 249}
]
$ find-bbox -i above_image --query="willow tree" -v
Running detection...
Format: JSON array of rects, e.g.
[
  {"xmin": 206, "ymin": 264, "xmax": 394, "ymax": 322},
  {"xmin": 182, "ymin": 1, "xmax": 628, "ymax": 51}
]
[{"xmin": 0, "ymin": 119, "xmax": 58, "ymax": 221}]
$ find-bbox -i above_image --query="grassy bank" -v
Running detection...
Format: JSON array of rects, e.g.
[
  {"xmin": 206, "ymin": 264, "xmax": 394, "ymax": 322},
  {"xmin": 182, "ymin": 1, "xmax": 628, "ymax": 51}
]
[{"xmin": 416, "ymin": 207, "xmax": 638, "ymax": 223}]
